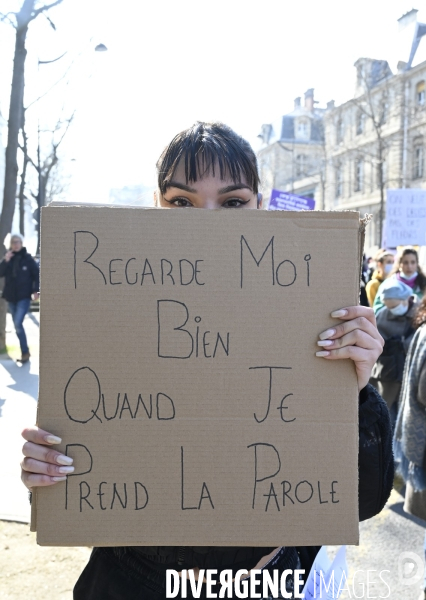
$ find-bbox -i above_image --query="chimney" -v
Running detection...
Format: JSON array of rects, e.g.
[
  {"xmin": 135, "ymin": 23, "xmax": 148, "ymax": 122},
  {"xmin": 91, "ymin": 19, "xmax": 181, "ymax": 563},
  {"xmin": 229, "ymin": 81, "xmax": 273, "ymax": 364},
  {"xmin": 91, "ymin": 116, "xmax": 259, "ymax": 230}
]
[
  {"xmin": 398, "ymin": 8, "xmax": 418, "ymax": 31},
  {"xmin": 294, "ymin": 97, "xmax": 301, "ymax": 109},
  {"xmin": 326, "ymin": 100, "xmax": 335, "ymax": 110},
  {"xmin": 304, "ymin": 88, "xmax": 314, "ymax": 111}
]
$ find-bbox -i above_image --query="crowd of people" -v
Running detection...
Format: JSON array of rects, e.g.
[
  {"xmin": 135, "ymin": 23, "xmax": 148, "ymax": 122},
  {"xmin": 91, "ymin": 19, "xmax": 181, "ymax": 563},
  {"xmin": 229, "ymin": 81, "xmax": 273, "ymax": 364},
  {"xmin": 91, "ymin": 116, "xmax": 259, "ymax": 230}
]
[
  {"xmin": 364, "ymin": 246, "xmax": 426, "ymax": 597},
  {"xmin": 0, "ymin": 121, "xmax": 422, "ymax": 598}
]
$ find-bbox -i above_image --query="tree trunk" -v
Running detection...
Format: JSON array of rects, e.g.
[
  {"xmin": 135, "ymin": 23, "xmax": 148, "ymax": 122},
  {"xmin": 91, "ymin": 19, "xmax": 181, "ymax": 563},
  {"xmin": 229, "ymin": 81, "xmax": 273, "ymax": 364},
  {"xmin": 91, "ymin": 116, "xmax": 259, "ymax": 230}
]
[
  {"xmin": 36, "ymin": 173, "xmax": 48, "ymax": 255},
  {"xmin": 19, "ymin": 130, "xmax": 29, "ymax": 237},
  {"xmin": 0, "ymin": 15, "xmax": 31, "ymax": 250},
  {"xmin": 19, "ymin": 159, "xmax": 28, "ymax": 237}
]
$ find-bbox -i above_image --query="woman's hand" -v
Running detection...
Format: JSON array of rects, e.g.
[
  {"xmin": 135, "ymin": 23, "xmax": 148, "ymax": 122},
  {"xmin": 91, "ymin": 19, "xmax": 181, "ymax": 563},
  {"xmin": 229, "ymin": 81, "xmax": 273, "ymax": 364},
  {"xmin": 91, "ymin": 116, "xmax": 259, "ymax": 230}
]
[
  {"xmin": 21, "ymin": 426, "xmax": 74, "ymax": 490},
  {"xmin": 316, "ymin": 306, "xmax": 384, "ymax": 391}
]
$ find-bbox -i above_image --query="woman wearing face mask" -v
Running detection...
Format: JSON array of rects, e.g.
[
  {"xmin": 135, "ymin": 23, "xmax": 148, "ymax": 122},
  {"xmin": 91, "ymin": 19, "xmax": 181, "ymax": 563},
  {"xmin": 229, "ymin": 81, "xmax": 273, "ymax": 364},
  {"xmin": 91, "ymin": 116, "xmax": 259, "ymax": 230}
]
[
  {"xmin": 366, "ymin": 250, "xmax": 394, "ymax": 307},
  {"xmin": 371, "ymin": 279, "xmax": 417, "ymax": 427},
  {"xmin": 373, "ymin": 248, "xmax": 426, "ymax": 314},
  {"xmin": 19, "ymin": 122, "xmax": 393, "ymax": 600}
]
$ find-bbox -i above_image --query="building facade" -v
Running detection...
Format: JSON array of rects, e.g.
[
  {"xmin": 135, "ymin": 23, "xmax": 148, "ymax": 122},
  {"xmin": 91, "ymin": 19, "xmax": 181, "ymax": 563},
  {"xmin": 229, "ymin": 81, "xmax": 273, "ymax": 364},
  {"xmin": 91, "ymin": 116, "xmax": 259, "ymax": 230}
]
[
  {"xmin": 257, "ymin": 89, "xmax": 326, "ymax": 209},
  {"xmin": 258, "ymin": 10, "xmax": 426, "ymax": 253},
  {"xmin": 324, "ymin": 56, "xmax": 426, "ymax": 251}
]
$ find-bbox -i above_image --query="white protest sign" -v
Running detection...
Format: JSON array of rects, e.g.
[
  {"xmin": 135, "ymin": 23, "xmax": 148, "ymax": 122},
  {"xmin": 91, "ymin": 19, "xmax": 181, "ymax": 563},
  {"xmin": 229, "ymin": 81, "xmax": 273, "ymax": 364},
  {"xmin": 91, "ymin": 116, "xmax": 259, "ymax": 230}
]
[{"xmin": 385, "ymin": 189, "xmax": 426, "ymax": 247}]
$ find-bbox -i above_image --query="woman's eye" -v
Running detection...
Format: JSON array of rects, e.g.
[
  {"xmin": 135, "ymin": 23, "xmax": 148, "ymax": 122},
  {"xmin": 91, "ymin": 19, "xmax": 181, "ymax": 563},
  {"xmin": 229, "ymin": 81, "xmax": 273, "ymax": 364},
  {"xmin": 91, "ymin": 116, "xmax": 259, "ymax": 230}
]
[
  {"xmin": 222, "ymin": 198, "xmax": 248, "ymax": 208},
  {"xmin": 170, "ymin": 198, "xmax": 192, "ymax": 207}
]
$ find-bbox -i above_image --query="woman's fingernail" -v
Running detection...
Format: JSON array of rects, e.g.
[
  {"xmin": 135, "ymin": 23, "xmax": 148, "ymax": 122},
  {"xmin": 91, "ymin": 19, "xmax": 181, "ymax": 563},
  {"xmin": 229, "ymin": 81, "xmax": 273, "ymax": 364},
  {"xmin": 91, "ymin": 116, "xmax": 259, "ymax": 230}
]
[
  {"xmin": 316, "ymin": 351, "xmax": 330, "ymax": 357},
  {"xmin": 319, "ymin": 329, "xmax": 335, "ymax": 340},
  {"xmin": 331, "ymin": 309, "xmax": 348, "ymax": 318},
  {"xmin": 56, "ymin": 455, "xmax": 73, "ymax": 466},
  {"xmin": 45, "ymin": 435, "xmax": 62, "ymax": 444},
  {"xmin": 58, "ymin": 466, "xmax": 75, "ymax": 474},
  {"xmin": 52, "ymin": 476, "xmax": 67, "ymax": 482},
  {"xmin": 317, "ymin": 340, "xmax": 333, "ymax": 347}
]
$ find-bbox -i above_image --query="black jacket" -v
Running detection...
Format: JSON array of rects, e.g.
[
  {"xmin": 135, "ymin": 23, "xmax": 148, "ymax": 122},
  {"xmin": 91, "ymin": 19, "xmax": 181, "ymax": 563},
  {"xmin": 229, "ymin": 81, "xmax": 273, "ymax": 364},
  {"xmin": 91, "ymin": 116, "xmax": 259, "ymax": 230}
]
[
  {"xmin": 0, "ymin": 247, "xmax": 39, "ymax": 303},
  {"xmin": 106, "ymin": 383, "xmax": 394, "ymax": 574}
]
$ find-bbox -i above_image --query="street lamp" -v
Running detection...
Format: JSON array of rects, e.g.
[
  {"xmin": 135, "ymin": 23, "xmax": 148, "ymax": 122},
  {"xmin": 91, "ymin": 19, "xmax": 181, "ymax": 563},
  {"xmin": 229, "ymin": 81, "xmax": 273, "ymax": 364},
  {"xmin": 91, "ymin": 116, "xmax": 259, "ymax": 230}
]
[{"xmin": 277, "ymin": 142, "xmax": 295, "ymax": 193}]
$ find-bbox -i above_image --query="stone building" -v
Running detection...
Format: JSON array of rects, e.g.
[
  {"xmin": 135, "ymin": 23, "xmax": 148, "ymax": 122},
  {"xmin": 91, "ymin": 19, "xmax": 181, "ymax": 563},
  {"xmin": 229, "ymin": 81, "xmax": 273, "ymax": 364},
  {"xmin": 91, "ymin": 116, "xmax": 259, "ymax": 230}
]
[
  {"xmin": 324, "ymin": 55, "xmax": 426, "ymax": 251},
  {"xmin": 257, "ymin": 89, "xmax": 326, "ymax": 208},
  {"xmin": 324, "ymin": 9, "xmax": 426, "ymax": 252},
  {"xmin": 258, "ymin": 10, "xmax": 426, "ymax": 253}
]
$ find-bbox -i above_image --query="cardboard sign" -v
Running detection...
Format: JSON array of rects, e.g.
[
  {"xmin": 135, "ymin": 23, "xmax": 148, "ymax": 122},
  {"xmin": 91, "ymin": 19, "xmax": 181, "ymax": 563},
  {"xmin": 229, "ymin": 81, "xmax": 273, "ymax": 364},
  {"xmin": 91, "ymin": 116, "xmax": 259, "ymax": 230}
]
[
  {"xmin": 33, "ymin": 207, "xmax": 361, "ymax": 547},
  {"xmin": 385, "ymin": 189, "xmax": 426, "ymax": 247},
  {"xmin": 269, "ymin": 190, "xmax": 316, "ymax": 211}
]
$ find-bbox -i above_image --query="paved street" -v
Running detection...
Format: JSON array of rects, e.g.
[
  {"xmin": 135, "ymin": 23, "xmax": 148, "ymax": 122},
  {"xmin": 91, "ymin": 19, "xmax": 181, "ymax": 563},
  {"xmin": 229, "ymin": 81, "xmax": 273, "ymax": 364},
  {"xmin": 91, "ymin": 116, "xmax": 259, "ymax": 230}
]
[
  {"xmin": 0, "ymin": 310, "xmax": 425, "ymax": 598},
  {"xmin": 0, "ymin": 311, "xmax": 39, "ymax": 523}
]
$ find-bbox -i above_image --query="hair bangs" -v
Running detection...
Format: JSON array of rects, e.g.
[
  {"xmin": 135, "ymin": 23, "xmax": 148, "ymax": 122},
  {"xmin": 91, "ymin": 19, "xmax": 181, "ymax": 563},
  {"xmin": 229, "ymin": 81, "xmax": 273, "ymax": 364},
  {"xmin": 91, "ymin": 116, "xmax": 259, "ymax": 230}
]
[{"xmin": 157, "ymin": 122, "xmax": 259, "ymax": 195}]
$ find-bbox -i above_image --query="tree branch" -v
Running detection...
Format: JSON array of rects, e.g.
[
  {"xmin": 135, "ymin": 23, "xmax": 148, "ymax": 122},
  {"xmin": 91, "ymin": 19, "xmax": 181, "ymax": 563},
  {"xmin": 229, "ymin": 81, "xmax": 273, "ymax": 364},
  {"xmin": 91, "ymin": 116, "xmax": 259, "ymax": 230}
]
[
  {"xmin": 32, "ymin": 0, "xmax": 64, "ymax": 19},
  {"xmin": 0, "ymin": 11, "xmax": 17, "ymax": 27}
]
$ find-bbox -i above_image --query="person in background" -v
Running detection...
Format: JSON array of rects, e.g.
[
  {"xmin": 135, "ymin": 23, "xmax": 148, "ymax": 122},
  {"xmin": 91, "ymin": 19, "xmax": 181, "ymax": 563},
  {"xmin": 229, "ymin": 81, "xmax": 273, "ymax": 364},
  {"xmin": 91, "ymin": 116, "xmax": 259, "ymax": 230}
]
[
  {"xmin": 366, "ymin": 250, "xmax": 394, "ymax": 307},
  {"xmin": 366, "ymin": 255, "xmax": 376, "ymax": 281},
  {"xmin": 373, "ymin": 247, "xmax": 426, "ymax": 314},
  {"xmin": 370, "ymin": 279, "xmax": 417, "ymax": 428},
  {"xmin": 0, "ymin": 234, "xmax": 39, "ymax": 363},
  {"xmin": 359, "ymin": 254, "xmax": 370, "ymax": 307},
  {"xmin": 394, "ymin": 295, "xmax": 426, "ymax": 600}
]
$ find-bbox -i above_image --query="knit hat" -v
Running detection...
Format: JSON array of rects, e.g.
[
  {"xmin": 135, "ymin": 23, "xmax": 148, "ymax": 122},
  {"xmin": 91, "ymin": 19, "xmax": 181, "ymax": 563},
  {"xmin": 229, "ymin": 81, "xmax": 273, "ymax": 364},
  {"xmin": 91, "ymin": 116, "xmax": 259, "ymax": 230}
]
[{"xmin": 379, "ymin": 279, "xmax": 412, "ymax": 301}]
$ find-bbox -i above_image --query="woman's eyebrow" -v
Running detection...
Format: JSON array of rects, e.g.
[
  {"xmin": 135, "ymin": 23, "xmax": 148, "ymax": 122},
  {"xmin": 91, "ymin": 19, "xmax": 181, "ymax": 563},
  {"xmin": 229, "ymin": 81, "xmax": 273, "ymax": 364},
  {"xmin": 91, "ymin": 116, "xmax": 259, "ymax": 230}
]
[
  {"xmin": 165, "ymin": 181, "xmax": 197, "ymax": 193},
  {"xmin": 218, "ymin": 184, "xmax": 252, "ymax": 194}
]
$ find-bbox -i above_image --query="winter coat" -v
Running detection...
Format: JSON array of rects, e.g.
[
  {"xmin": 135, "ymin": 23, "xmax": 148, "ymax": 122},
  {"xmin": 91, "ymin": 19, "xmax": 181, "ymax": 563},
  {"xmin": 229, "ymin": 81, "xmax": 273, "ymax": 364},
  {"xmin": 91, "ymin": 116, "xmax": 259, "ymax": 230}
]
[
  {"xmin": 366, "ymin": 270, "xmax": 384, "ymax": 307},
  {"xmin": 375, "ymin": 300, "xmax": 417, "ymax": 352},
  {"xmin": 0, "ymin": 247, "xmax": 39, "ymax": 303},
  {"xmin": 394, "ymin": 324, "xmax": 426, "ymax": 521},
  {"xmin": 373, "ymin": 274, "xmax": 423, "ymax": 314},
  {"xmin": 91, "ymin": 384, "xmax": 394, "ymax": 575}
]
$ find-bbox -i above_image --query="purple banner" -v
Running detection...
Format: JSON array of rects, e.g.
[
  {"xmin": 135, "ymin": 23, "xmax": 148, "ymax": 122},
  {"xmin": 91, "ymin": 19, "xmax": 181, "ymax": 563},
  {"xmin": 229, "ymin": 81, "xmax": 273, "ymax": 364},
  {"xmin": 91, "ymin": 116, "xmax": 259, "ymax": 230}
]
[{"xmin": 268, "ymin": 189, "xmax": 316, "ymax": 211}]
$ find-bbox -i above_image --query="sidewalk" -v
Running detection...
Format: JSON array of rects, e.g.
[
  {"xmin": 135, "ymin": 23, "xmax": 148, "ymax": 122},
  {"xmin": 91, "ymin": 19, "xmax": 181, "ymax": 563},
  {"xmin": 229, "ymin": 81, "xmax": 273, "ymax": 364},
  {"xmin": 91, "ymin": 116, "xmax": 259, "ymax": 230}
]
[{"xmin": 0, "ymin": 311, "xmax": 39, "ymax": 523}]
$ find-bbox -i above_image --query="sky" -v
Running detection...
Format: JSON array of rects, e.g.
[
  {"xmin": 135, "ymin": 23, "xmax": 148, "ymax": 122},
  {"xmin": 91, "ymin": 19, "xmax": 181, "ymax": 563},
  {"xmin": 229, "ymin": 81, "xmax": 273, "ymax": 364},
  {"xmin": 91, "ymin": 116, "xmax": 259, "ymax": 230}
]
[{"xmin": 1, "ymin": 0, "xmax": 426, "ymax": 204}]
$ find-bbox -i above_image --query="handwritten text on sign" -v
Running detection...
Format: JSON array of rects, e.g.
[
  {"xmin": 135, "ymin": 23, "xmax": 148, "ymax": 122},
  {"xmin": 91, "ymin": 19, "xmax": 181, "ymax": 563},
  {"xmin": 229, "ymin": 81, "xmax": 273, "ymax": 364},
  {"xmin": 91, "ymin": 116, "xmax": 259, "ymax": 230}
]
[
  {"xmin": 36, "ymin": 208, "xmax": 359, "ymax": 546},
  {"xmin": 385, "ymin": 189, "xmax": 426, "ymax": 247}
]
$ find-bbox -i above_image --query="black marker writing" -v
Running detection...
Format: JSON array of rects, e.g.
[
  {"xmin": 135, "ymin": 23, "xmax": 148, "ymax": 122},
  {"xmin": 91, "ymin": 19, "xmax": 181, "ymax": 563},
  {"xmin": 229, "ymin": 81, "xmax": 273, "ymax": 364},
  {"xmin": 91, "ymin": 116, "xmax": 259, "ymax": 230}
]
[
  {"xmin": 181, "ymin": 446, "xmax": 214, "ymax": 511},
  {"xmin": 249, "ymin": 366, "xmax": 292, "ymax": 423},
  {"xmin": 157, "ymin": 300, "xmax": 230, "ymax": 359}
]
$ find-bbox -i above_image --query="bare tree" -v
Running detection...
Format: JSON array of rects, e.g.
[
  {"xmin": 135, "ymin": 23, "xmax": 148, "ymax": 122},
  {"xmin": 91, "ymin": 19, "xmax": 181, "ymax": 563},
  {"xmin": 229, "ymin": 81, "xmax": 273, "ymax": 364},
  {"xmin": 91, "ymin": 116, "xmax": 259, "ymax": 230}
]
[
  {"xmin": 25, "ymin": 112, "xmax": 75, "ymax": 252},
  {"xmin": 0, "ymin": 0, "xmax": 63, "ymax": 251},
  {"xmin": 18, "ymin": 103, "xmax": 30, "ymax": 236}
]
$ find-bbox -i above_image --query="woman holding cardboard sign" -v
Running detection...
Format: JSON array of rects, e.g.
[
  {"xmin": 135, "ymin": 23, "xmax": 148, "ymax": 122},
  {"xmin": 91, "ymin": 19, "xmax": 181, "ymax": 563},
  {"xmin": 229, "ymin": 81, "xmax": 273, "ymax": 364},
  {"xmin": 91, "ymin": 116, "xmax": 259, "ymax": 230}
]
[{"xmin": 21, "ymin": 122, "xmax": 392, "ymax": 599}]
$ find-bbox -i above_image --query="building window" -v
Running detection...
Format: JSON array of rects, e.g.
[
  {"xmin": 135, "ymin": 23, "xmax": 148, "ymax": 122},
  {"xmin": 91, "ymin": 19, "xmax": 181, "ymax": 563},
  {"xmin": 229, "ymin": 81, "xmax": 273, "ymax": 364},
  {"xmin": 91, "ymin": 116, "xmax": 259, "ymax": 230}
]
[
  {"xmin": 356, "ymin": 111, "xmax": 365, "ymax": 135},
  {"xmin": 416, "ymin": 81, "xmax": 425, "ymax": 106},
  {"xmin": 379, "ymin": 101, "xmax": 388, "ymax": 125},
  {"xmin": 354, "ymin": 159, "xmax": 364, "ymax": 192},
  {"xmin": 335, "ymin": 165, "xmax": 343, "ymax": 198},
  {"xmin": 296, "ymin": 120, "xmax": 309, "ymax": 139},
  {"xmin": 296, "ymin": 154, "xmax": 307, "ymax": 177},
  {"xmin": 414, "ymin": 146, "xmax": 424, "ymax": 179},
  {"xmin": 336, "ymin": 119, "xmax": 344, "ymax": 144}
]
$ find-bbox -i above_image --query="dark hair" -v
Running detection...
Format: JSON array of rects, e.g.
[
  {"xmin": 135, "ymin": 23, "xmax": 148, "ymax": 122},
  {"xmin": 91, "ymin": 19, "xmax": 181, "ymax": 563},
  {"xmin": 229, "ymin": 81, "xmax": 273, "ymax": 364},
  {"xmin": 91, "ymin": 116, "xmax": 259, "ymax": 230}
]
[
  {"xmin": 413, "ymin": 294, "xmax": 426, "ymax": 329},
  {"xmin": 390, "ymin": 247, "xmax": 426, "ymax": 292},
  {"xmin": 156, "ymin": 122, "xmax": 260, "ymax": 195}
]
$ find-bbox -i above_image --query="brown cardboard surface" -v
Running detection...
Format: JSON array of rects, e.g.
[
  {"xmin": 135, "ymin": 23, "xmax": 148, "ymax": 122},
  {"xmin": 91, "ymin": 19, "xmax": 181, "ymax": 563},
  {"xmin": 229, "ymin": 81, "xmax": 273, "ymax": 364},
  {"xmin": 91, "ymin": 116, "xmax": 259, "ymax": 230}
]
[{"xmin": 34, "ymin": 207, "xmax": 361, "ymax": 547}]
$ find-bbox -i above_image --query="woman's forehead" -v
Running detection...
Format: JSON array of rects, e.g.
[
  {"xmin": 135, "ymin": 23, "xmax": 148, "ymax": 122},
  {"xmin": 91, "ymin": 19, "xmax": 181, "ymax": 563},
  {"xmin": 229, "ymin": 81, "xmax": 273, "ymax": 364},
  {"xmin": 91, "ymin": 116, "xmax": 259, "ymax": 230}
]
[{"xmin": 170, "ymin": 160, "xmax": 250, "ymax": 188}]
